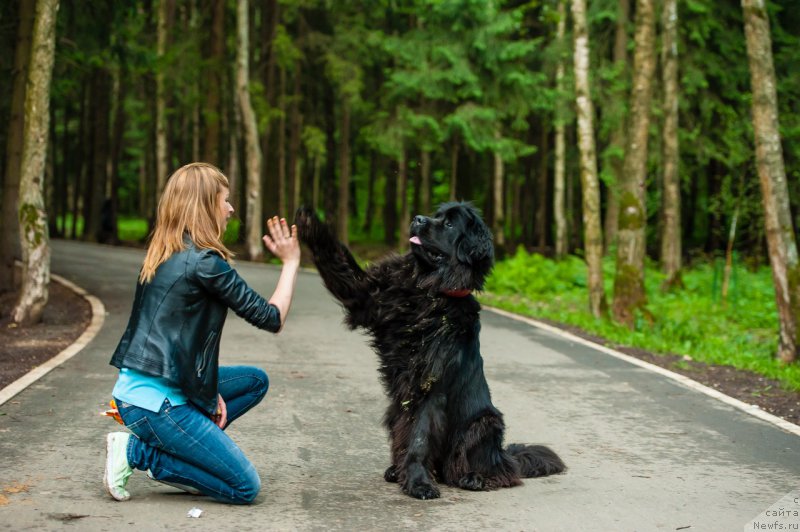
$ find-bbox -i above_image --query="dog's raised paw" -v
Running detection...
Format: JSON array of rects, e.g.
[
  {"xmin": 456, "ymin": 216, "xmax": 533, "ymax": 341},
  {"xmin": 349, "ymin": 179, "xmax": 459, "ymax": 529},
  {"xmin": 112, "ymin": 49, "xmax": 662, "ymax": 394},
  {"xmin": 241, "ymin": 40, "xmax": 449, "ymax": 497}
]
[
  {"xmin": 405, "ymin": 480, "xmax": 440, "ymax": 500},
  {"xmin": 293, "ymin": 206, "xmax": 313, "ymax": 231},
  {"xmin": 458, "ymin": 471, "xmax": 485, "ymax": 491}
]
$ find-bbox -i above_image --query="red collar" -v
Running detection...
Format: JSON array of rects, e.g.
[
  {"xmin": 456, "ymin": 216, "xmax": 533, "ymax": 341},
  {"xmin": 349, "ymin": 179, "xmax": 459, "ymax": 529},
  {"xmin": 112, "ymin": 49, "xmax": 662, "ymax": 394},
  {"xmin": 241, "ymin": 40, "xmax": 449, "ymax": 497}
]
[{"xmin": 442, "ymin": 289, "xmax": 472, "ymax": 298}]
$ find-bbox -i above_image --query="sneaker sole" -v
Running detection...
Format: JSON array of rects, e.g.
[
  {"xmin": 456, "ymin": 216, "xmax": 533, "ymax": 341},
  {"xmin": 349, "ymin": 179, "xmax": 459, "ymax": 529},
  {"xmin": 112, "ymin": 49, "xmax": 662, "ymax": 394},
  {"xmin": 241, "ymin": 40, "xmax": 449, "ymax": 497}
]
[{"xmin": 104, "ymin": 433, "xmax": 129, "ymax": 501}]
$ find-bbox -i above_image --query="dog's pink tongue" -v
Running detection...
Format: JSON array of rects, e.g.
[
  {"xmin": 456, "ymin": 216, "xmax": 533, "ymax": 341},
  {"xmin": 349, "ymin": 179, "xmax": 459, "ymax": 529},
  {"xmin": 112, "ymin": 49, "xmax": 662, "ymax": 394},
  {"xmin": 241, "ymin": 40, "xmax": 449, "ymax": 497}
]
[{"xmin": 409, "ymin": 236, "xmax": 421, "ymax": 245}]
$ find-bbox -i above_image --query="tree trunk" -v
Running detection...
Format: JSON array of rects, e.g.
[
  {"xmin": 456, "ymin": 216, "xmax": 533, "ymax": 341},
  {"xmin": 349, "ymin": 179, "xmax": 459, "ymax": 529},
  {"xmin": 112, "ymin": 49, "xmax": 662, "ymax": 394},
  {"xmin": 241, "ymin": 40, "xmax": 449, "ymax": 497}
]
[
  {"xmin": 572, "ymin": 0, "xmax": 608, "ymax": 318},
  {"xmin": 85, "ymin": 67, "xmax": 110, "ymax": 242},
  {"xmin": 310, "ymin": 151, "xmax": 320, "ymax": 211},
  {"xmin": 1, "ymin": 0, "xmax": 35, "ymax": 293},
  {"xmin": 397, "ymin": 151, "xmax": 409, "ymax": 251},
  {"xmin": 363, "ymin": 150, "xmax": 377, "ymax": 233},
  {"xmin": 58, "ymin": 100, "xmax": 72, "ymax": 237},
  {"xmin": 13, "ymin": 0, "xmax": 59, "ymax": 325},
  {"xmin": 227, "ymin": 63, "xmax": 241, "ymax": 199},
  {"xmin": 155, "ymin": 0, "xmax": 171, "ymax": 192},
  {"xmin": 554, "ymin": 0, "xmax": 568, "ymax": 259},
  {"xmin": 742, "ymin": 0, "xmax": 799, "ymax": 363},
  {"xmin": 612, "ymin": 0, "xmax": 656, "ymax": 327},
  {"xmin": 237, "ymin": 0, "xmax": 264, "ymax": 260},
  {"xmin": 492, "ymin": 132, "xmax": 506, "ymax": 252},
  {"xmin": 511, "ymin": 177, "xmax": 522, "ymax": 249},
  {"xmin": 449, "ymin": 140, "xmax": 459, "ymax": 202},
  {"xmin": 536, "ymin": 124, "xmax": 549, "ymax": 249},
  {"xmin": 107, "ymin": 63, "xmax": 126, "ymax": 245},
  {"xmin": 412, "ymin": 150, "xmax": 421, "ymax": 216},
  {"xmin": 277, "ymin": 66, "xmax": 287, "ymax": 218},
  {"xmin": 47, "ymin": 106, "xmax": 57, "ymax": 237},
  {"xmin": 384, "ymin": 158, "xmax": 398, "ymax": 246},
  {"xmin": 201, "ymin": 0, "xmax": 225, "ymax": 165},
  {"xmin": 72, "ymin": 80, "xmax": 89, "ymax": 239},
  {"xmin": 337, "ymin": 100, "xmax": 351, "ymax": 245},
  {"xmin": 604, "ymin": 0, "xmax": 630, "ymax": 252},
  {"xmin": 287, "ymin": 66, "xmax": 302, "ymax": 219},
  {"xmin": 660, "ymin": 0, "xmax": 682, "ymax": 290},
  {"xmin": 420, "ymin": 150, "xmax": 431, "ymax": 215},
  {"xmin": 261, "ymin": 0, "xmax": 279, "ymax": 218},
  {"xmin": 322, "ymin": 85, "xmax": 337, "ymax": 218}
]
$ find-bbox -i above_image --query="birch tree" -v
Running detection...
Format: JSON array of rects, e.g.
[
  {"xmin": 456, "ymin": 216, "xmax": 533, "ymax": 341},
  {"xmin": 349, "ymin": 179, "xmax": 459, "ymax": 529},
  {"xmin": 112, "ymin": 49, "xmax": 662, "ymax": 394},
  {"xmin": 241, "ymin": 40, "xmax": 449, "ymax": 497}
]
[
  {"xmin": 237, "ymin": 0, "xmax": 264, "ymax": 260},
  {"xmin": 13, "ymin": 0, "xmax": 59, "ymax": 325},
  {"xmin": 742, "ymin": 0, "xmax": 798, "ymax": 363},
  {"xmin": 660, "ymin": 0, "xmax": 682, "ymax": 290},
  {"xmin": 612, "ymin": 0, "xmax": 657, "ymax": 327},
  {"xmin": 553, "ymin": 0, "xmax": 568, "ymax": 259},
  {"xmin": 571, "ymin": 0, "xmax": 607, "ymax": 318},
  {"xmin": 493, "ymin": 130, "xmax": 506, "ymax": 250}
]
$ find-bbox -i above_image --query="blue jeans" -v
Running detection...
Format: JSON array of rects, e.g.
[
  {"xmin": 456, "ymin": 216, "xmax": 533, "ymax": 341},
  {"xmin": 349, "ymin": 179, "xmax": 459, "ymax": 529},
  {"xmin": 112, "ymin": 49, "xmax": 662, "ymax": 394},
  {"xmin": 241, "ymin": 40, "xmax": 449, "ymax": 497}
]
[{"xmin": 115, "ymin": 366, "xmax": 269, "ymax": 504}]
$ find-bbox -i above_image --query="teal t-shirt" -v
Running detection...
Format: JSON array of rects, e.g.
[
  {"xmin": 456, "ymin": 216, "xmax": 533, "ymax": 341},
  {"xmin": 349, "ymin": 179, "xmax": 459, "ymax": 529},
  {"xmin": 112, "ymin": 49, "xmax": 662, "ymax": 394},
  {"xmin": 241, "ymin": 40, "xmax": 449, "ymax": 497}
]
[{"xmin": 112, "ymin": 368, "xmax": 188, "ymax": 412}]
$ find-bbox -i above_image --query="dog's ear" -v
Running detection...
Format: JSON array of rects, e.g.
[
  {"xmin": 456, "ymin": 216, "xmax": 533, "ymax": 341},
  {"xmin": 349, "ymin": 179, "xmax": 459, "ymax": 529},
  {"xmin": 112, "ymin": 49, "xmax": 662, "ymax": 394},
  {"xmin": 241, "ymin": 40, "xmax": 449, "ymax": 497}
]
[{"xmin": 455, "ymin": 216, "xmax": 494, "ymax": 266}]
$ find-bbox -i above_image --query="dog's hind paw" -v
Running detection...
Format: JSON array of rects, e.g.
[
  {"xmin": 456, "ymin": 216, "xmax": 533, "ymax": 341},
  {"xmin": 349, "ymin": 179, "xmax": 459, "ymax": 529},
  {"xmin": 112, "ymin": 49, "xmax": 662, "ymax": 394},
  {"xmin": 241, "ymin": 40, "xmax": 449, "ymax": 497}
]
[
  {"xmin": 384, "ymin": 465, "xmax": 399, "ymax": 483},
  {"xmin": 404, "ymin": 480, "xmax": 440, "ymax": 500},
  {"xmin": 458, "ymin": 472, "xmax": 485, "ymax": 491}
]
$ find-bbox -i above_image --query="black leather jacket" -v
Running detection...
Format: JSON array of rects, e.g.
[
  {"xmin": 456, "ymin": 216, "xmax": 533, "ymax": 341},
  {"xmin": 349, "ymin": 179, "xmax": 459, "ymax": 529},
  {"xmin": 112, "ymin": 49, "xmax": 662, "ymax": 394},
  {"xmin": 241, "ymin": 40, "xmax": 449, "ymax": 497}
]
[{"xmin": 110, "ymin": 239, "xmax": 281, "ymax": 415}]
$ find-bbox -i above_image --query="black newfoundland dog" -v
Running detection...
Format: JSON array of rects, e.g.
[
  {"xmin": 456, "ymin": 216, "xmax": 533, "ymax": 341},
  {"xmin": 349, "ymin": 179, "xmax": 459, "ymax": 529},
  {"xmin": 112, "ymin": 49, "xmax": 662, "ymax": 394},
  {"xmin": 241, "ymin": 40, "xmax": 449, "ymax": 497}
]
[{"xmin": 295, "ymin": 202, "xmax": 565, "ymax": 500}]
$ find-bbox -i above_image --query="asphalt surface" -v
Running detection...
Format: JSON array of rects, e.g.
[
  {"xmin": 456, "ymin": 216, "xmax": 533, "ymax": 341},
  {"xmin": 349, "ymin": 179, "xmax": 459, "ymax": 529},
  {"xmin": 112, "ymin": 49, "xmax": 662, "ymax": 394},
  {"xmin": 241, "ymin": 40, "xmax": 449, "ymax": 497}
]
[{"xmin": 0, "ymin": 239, "xmax": 798, "ymax": 531}]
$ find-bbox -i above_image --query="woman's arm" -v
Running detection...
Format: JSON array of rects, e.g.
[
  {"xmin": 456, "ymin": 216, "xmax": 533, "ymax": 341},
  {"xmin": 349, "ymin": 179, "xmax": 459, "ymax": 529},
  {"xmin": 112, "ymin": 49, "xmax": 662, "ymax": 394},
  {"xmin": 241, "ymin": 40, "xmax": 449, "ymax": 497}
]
[{"xmin": 262, "ymin": 216, "xmax": 301, "ymax": 331}]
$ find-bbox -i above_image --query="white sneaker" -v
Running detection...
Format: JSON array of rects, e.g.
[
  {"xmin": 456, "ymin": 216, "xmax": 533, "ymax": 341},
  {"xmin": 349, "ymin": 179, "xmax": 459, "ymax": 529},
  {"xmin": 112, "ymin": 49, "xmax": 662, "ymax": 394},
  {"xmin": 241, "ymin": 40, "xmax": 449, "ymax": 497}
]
[
  {"xmin": 146, "ymin": 469, "xmax": 202, "ymax": 495},
  {"xmin": 104, "ymin": 433, "xmax": 133, "ymax": 501}
]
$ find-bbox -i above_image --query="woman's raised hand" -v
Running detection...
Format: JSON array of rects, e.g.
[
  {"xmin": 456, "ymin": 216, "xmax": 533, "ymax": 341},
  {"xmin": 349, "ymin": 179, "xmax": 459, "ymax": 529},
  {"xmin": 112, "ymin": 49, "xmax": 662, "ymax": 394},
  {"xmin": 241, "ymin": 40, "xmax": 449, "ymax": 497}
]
[{"xmin": 262, "ymin": 216, "xmax": 300, "ymax": 264}]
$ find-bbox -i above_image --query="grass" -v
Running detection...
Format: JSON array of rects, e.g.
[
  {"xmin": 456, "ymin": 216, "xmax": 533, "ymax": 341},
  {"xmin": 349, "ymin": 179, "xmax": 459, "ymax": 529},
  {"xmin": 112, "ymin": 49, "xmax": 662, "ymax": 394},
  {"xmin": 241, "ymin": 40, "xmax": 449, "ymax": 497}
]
[
  {"xmin": 480, "ymin": 247, "xmax": 800, "ymax": 392},
  {"xmin": 117, "ymin": 217, "xmax": 148, "ymax": 241}
]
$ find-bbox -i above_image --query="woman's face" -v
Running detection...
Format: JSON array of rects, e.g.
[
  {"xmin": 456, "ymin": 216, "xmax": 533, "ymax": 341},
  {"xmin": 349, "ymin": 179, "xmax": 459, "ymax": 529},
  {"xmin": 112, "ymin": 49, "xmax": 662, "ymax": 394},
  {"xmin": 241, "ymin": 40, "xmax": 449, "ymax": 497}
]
[{"xmin": 217, "ymin": 188, "xmax": 234, "ymax": 230}]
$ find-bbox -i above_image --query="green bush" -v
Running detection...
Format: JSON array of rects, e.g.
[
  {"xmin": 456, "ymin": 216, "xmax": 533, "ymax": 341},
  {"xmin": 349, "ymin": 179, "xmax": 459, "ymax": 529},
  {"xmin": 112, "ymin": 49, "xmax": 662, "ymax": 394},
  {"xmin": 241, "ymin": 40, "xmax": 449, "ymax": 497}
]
[{"xmin": 482, "ymin": 247, "xmax": 800, "ymax": 392}]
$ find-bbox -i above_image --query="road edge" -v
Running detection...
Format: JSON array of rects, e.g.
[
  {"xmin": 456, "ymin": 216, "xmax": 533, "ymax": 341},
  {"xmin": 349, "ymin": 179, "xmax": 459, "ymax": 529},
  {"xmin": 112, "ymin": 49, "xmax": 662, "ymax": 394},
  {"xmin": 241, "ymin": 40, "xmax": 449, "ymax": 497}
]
[
  {"xmin": 485, "ymin": 305, "xmax": 800, "ymax": 438},
  {"xmin": 0, "ymin": 273, "xmax": 106, "ymax": 406}
]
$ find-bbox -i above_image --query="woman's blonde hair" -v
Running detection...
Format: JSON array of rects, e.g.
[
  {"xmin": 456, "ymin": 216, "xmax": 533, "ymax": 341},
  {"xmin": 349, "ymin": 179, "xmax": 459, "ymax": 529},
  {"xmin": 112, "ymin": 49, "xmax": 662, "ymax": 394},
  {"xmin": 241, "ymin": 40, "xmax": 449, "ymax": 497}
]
[{"xmin": 139, "ymin": 162, "xmax": 234, "ymax": 283}]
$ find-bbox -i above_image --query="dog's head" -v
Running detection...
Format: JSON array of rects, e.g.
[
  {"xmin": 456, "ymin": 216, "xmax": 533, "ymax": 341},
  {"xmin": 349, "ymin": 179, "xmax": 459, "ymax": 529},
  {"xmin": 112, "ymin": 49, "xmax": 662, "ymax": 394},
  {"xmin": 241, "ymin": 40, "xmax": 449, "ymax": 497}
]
[{"xmin": 409, "ymin": 202, "xmax": 494, "ymax": 294}]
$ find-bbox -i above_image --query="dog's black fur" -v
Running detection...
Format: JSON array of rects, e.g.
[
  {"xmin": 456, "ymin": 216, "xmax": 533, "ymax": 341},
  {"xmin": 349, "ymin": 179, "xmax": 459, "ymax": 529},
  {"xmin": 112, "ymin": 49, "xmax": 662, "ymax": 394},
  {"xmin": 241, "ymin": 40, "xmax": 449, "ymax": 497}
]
[{"xmin": 295, "ymin": 202, "xmax": 565, "ymax": 499}]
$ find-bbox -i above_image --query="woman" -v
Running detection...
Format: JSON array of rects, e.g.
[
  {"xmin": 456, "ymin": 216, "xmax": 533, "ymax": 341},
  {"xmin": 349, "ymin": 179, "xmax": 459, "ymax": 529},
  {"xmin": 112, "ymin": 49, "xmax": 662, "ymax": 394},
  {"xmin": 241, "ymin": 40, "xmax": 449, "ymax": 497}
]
[{"xmin": 104, "ymin": 162, "xmax": 300, "ymax": 504}]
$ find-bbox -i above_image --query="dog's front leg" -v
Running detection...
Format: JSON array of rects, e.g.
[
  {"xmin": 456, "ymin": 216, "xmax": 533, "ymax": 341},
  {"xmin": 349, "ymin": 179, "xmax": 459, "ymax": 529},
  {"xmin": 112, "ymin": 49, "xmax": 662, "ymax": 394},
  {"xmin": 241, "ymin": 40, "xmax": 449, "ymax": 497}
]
[
  {"xmin": 295, "ymin": 206, "xmax": 372, "ymax": 318},
  {"xmin": 401, "ymin": 393, "xmax": 445, "ymax": 500}
]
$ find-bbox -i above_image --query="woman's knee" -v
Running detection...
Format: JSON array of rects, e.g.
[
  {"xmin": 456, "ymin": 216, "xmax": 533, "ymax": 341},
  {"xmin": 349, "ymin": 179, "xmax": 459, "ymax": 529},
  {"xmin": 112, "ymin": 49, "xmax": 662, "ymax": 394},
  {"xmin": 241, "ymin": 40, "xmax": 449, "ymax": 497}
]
[
  {"xmin": 234, "ymin": 468, "xmax": 261, "ymax": 504},
  {"xmin": 252, "ymin": 367, "xmax": 269, "ymax": 398}
]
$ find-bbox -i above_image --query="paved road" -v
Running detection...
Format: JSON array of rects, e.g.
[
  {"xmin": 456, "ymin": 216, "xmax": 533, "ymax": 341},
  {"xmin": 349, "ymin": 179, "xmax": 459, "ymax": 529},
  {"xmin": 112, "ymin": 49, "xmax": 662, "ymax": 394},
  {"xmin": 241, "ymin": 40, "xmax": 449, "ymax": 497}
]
[{"xmin": 0, "ymin": 239, "xmax": 798, "ymax": 531}]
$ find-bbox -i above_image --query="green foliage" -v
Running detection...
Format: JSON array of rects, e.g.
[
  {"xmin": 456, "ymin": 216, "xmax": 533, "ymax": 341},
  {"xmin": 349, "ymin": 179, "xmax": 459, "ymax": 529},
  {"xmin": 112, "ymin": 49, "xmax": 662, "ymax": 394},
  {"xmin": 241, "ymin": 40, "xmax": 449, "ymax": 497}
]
[
  {"xmin": 117, "ymin": 217, "xmax": 148, "ymax": 242},
  {"xmin": 482, "ymin": 248, "xmax": 800, "ymax": 391},
  {"xmin": 301, "ymin": 126, "xmax": 327, "ymax": 165}
]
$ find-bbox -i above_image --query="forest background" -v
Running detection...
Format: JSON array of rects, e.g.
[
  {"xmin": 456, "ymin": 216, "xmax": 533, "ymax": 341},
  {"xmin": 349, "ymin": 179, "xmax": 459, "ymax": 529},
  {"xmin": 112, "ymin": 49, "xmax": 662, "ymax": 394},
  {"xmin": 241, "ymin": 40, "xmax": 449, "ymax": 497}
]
[{"xmin": 2, "ymin": 0, "xmax": 800, "ymax": 398}]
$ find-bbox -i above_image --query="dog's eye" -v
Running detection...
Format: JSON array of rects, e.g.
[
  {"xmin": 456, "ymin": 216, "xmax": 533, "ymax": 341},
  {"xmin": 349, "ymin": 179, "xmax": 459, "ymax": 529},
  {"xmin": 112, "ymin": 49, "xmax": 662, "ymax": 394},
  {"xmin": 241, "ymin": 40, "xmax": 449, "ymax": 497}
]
[{"xmin": 444, "ymin": 221, "xmax": 453, "ymax": 229}]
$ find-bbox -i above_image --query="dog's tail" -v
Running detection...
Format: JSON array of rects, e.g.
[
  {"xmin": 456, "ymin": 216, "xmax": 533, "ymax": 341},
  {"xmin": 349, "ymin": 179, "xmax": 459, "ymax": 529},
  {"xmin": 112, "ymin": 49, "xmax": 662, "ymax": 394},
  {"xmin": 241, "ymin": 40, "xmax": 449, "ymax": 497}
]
[{"xmin": 507, "ymin": 444, "xmax": 566, "ymax": 477}]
